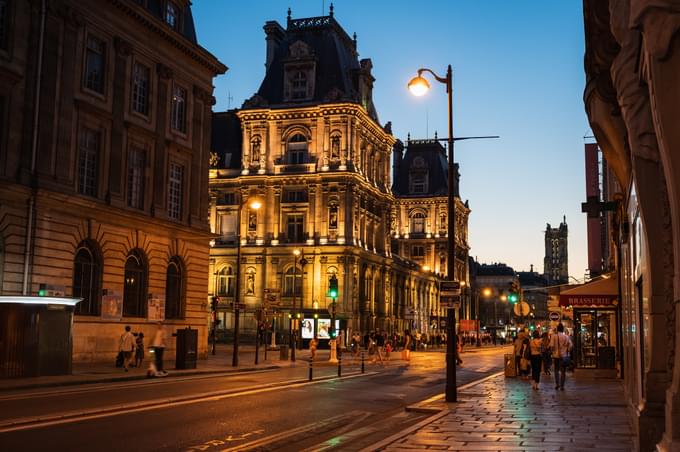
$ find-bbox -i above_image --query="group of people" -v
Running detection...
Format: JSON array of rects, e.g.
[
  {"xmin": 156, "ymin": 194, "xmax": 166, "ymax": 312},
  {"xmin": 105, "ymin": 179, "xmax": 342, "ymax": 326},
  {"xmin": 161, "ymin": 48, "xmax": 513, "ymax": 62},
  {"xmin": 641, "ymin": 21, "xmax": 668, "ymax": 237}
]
[
  {"xmin": 118, "ymin": 323, "xmax": 167, "ymax": 377},
  {"xmin": 514, "ymin": 323, "xmax": 573, "ymax": 390}
]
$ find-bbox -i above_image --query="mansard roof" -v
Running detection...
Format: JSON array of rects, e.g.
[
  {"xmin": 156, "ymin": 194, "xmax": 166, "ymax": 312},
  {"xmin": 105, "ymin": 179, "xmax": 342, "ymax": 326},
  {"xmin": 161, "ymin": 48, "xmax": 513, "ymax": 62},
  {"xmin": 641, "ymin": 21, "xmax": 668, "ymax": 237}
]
[
  {"xmin": 245, "ymin": 11, "xmax": 379, "ymax": 122},
  {"xmin": 392, "ymin": 138, "xmax": 455, "ymax": 197}
]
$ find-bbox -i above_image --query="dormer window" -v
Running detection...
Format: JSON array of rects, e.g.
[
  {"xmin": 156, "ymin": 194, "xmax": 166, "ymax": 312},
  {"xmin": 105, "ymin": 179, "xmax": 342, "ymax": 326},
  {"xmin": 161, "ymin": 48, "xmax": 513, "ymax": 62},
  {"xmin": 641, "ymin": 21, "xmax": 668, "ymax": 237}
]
[
  {"xmin": 291, "ymin": 71, "xmax": 307, "ymax": 100},
  {"xmin": 409, "ymin": 156, "xmax": 428, "ymax": 194},
  {"xmin": 166, "ymin": 1, "xmax": 180, "ymax": 30}
]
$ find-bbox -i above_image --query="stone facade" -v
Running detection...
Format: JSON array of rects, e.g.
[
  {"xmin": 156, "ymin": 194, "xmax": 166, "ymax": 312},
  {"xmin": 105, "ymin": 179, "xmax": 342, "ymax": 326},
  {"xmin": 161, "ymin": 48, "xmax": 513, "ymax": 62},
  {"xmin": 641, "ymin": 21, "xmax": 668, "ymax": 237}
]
[
  {"xmin": 543, "ymin": 217, "xmax": 569, "ymax": 285},
  {"xmin": 583, "ymin": 0, "xmax": 680, "ymax": 449},
  {"xmin": 0, "ymin": 0, "xmax": 225, "ymax": 362}
]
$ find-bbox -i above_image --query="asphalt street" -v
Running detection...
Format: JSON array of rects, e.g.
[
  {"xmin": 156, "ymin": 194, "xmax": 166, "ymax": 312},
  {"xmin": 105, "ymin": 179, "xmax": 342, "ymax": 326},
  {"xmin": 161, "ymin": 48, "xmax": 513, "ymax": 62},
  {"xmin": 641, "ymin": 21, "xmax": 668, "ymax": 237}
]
[{"xmin": 0, "ymin": 346, "xmax": 508, "ymax": 452}]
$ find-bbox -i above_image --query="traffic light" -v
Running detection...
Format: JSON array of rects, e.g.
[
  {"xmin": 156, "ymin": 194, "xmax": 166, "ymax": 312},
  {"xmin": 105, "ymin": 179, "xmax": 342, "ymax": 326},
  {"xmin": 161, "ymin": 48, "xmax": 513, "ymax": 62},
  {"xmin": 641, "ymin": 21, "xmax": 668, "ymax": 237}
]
[
  {"xmin": 507, "ymin": 281, "xmax": 519, "ymax": 303},
  {"xmin": 329, "ymin": 328, "xmax": 337, "ymax": 339},
  {"xmin": 328, "ymin": 274, "xmax": 338, "ymax": 299},
  {"xmin": 211, "ymin": 296, "xmax": 220, "ymax": 311}
]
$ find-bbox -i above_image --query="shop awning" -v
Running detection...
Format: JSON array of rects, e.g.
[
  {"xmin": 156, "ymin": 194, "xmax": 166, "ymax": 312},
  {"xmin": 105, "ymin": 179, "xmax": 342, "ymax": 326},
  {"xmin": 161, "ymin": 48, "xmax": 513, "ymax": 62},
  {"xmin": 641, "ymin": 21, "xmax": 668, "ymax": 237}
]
[{"xmin": 559, "ymin": 275, "xmax": 618, "ymax": 307}]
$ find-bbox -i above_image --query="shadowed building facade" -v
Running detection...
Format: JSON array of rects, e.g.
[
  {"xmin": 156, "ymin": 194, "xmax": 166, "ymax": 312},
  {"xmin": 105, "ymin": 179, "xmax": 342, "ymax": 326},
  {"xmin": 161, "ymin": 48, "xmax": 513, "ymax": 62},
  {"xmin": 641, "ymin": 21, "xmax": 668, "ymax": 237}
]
[
  {"xmin": 209, "ymin": 9, "xmax": 443, "ymax": 341},
  {"xmin": 0, "ymin": 0, "xmax": 225, "ymax": 362}
]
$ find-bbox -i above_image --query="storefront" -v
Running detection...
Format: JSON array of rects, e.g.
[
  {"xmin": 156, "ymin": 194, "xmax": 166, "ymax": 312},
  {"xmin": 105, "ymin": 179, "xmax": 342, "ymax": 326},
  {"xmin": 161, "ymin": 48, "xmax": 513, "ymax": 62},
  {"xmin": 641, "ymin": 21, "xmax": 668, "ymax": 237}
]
[{"xmin": 559, "ymin": 275, "xmax": 619, "ymax": 372}]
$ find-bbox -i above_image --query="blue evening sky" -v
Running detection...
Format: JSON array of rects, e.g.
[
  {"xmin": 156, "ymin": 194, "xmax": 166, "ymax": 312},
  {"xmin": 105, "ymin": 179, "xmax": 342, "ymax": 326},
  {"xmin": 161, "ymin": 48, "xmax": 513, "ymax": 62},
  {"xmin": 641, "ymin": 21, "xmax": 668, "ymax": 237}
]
[{"xmin": 193, "ymin": 1, "xmax": 591, "ymax": 279}]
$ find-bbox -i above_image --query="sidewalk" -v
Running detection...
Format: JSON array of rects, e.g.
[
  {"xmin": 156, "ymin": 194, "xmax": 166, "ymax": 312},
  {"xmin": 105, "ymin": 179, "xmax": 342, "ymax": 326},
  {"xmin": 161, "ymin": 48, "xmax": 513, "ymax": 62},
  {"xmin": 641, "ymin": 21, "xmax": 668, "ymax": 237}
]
[{"xmin": 367, "ymin": 372, "xmax": 636, "ymax": 451}]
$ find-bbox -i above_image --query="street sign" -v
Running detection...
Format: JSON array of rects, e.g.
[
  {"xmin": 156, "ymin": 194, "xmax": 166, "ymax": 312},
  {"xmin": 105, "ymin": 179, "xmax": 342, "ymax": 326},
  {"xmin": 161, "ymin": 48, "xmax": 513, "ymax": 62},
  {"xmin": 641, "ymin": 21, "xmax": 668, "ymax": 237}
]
[
  {"xmin": 440, "ymin": 281, "xmax": 462, "ymax": 297},
  {"xmin": 513, "ymin": 301, "xmax": 531, "ymax": 317},
  {"xmin": 549, "ymin": 311, "xmax": 561, "ymax": 321}
]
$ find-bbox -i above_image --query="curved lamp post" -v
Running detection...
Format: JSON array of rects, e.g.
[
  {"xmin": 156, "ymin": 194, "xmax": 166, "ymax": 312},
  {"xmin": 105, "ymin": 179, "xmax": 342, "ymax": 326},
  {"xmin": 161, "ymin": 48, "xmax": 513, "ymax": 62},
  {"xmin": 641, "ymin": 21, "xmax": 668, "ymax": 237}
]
[
  {"xmin": 232, "ymin": 198, "xmax": 262, "ymax": 367},
  {"xmin": 409, "ymin": 65, "xmax": 457, "ymax": 402}
]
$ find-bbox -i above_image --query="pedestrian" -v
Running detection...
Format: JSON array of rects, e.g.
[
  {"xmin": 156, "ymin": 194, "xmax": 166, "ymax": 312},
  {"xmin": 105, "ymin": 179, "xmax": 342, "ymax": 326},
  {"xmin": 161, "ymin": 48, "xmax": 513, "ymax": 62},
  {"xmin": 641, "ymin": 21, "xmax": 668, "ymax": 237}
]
[
  {"xmin": 550, "ymin": 323, "xmax": 573, "ymax": 390},
  {"xmin": 530, "ymin": 330, "xmax": 543, "ymax": 390},
  {"xmin": 150, "ymin": 322, "xmax": 168, "ymax": 377},
  {"xmin": 541, "ymin": 332, "xmax": 552, "ymax": 376},
  {"xmin": 514, "ymin": 329, "xmax": 526, "ymax": 377},
  {"xmin": 309, "ymin": 336, "xmax": 318, "ymax": 361},
  {"xmin": 134, "ymin": 332, "xmax": 145, "ymax": 368},
  {"xmin": 118, "ymin": 325, "xmax": 135, "ymax": 372},
  {"xmin": 455, "ymin": 333, "xmax": 463, "ymax": 365},
  {"xmin": 402, "ymin": 330, "xmax": 412, "ymax": 361}
]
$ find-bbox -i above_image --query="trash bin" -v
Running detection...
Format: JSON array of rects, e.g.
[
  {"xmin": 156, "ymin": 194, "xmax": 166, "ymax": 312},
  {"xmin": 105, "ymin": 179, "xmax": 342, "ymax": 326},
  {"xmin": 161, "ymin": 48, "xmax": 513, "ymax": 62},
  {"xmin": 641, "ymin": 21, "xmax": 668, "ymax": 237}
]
[
  {"xmin": 504, "ymin": 354, "xmax": 517, "ymax": 377},
  {"xmin": 279, "ymin": 345, "xmax": 289, "ymax": 360},
  {"xmin": 175, "ymin": 327, "xmax": 198, "ymax": 369}
]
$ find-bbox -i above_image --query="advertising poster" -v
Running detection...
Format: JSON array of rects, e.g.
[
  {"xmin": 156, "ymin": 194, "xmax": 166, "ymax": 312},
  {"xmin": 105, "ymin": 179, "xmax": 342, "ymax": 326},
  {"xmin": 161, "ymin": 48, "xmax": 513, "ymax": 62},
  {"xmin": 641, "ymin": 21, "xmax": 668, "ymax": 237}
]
[
  {"xmin": 101, "ymin": 290, "xmax": 122, "ymax": 321},
  {"xmin": 148, "ymin": 293, "xmax": 165, "ymax": 321},
  {"xmin": 301, "ymin": 318, "xmax": 314, "ymax": 339},
  {"xmin": 317, "ymin": 319, "xmax": 331, "ymax": 339}
]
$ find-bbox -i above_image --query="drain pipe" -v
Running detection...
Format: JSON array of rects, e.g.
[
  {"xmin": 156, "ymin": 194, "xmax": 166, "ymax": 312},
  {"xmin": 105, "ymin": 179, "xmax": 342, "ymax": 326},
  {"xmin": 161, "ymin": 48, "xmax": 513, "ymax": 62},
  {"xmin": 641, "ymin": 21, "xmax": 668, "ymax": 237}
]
[{"xmin": 22, "ymin": 0, "xmax": 47, "ymax": 295}]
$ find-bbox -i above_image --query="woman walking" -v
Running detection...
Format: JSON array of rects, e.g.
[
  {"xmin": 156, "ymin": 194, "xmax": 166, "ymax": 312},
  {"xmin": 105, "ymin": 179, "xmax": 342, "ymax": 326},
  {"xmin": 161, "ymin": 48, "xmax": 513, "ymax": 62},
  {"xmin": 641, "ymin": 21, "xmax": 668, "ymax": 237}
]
[
  {"xmin": 530, "ymin": 330, "xmax": 543, "ymax": 389},
  {"xmin": 541, "ymin": 332, "xmax": 552, "ymax": 376}
]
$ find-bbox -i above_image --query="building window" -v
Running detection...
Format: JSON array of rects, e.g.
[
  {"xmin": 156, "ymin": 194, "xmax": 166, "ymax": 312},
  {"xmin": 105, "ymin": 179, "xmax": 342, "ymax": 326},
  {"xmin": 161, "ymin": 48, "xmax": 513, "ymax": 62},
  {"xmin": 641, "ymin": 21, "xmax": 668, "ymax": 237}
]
[
  {"xmin": 0, "ymin": 0, "xmax": 9, "ymax": 50},
  {"xmin": 283, "ymin": 189, "xmax": 307, "ymax": 203},
  {"xmin": 131, "ymin": 62, "xmax": 150, "ymax": 116},
  {"xmin": 167, "ymin": 163, "xmax": 184, "ymax": 220},
  {"xmin": 364, "ymin": 273, "xmax": 373, "ymax": 301},
  {"xmin": 165, "ymin": 257, "xmax": 183, "ymax": 319},
  {"xmin": 412, "ymin": 245, "xmax": 425, "ymax": 258},
  {"xmin": 291, "ymin": 71, "xmax": 307, "ymax": 100},
  {"xmin": 78, "ymin": 127, "xmax": 100, "ymax": 197},
  {"xmin": 73, "ymin": 244, "xmax": 101, "ymax": 316},
  {"xmin": 410, "ymin": 212, "xmax": 425, "ymax": 234},
  {"xmin": 123, "ymin": 250, "xmax": 147, "ymax": 317},
  {"xmin": 84, "ymin": 35, "xmax": 106, "ymax": 94},
  {"xmin": 283, "ymin": 267, "xmax": 302, "ymax": 297},
  {"xmin": 286, "ymin": 214, "xmax": 304, "ymax": 243},
  {"xmin": 286, "ymin": 133, "xmax": 307, "ymax": 164},
  {"xmin": 217, "ymin": 266, "xmax": 235, "ymax": 297},
  {"xmin": 127, "ymin": 146, "xmax": 145, "ymax": 209},
  {"xmin": 165, "ymin": 1, "xmax": 179, "ymax": 30},
  {"xmin": 410, "ymin": 173, "xmax": 427, "ymax": 194},
  {"xmin": 171, "ymin": 85, "xmax": 187, "ymax": 133}
]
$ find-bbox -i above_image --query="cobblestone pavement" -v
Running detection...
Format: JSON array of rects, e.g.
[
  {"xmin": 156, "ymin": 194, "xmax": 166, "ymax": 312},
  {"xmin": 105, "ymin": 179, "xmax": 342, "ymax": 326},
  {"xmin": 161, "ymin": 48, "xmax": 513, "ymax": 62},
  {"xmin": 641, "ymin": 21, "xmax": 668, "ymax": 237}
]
[{"xmin": 371, "ymin": 373, "xmax": 635, "ymax": 451}]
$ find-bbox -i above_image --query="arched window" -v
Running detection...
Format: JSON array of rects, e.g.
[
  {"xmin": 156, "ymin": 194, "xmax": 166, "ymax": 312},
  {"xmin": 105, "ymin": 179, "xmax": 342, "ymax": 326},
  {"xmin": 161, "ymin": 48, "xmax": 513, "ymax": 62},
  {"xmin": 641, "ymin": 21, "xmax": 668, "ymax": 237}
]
[
  {"xmin": 123, "ymin": 249, "xmax": 147, "ymax": 317},
  {"xmin": 73, "ymin": 242, "xmax": 101, "ymax": 316},
  {"xmin": 410, "ymin": 212, "xmax": 426, "ymax": 234},
  {"xmin": 291, "ymin": 71, "xmax": 307, "ymax": 99},
  {"xmin": 283, "ymin": 266, "xmax": 302, "ymax": 297},
  {"xmin": 165, "ymin": 257, "xmax": 184, "ymax": 319},
  {"xmin": 217, "ymin": 266, "xmax": 235, "ymax": 297},
  {"xmin": 287, "ymin": 133, "xmax": 307, "ymax": 164}
]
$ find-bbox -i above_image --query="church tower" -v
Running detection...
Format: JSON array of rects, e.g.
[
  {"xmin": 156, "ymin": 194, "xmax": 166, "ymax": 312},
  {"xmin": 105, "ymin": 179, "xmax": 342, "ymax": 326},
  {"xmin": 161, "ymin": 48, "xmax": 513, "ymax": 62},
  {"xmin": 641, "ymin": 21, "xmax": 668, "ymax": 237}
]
[{"xmin": 543, "ymin": 216, "xmax": 569, "ymax": 284}]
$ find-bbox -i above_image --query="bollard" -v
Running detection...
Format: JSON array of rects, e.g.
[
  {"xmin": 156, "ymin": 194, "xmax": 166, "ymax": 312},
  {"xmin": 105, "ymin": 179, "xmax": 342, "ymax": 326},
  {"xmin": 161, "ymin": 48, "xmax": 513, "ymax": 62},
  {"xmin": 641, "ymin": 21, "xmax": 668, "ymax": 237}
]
[
  {"xmin": 361, "ymin": 351, "xmax": 365, "ymax": 374},
  {"xmin": 338, "ymin": 354, "xmax": 342, "ymax": 377},
  {"xmin": 308, "ymin": 358, "xmax": 313, "ymax": 381}
]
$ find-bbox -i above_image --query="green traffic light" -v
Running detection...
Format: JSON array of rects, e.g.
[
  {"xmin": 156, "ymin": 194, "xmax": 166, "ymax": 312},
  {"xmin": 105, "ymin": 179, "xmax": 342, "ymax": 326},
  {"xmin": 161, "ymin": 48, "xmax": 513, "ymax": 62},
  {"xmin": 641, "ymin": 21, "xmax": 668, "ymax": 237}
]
[
  {"xmin": 508, "ymin": 293, "xmax": 518, "ymax": 303},
  {"xmin": 329, "ymin": 290, "xmax": 338, "ymax": 298}
]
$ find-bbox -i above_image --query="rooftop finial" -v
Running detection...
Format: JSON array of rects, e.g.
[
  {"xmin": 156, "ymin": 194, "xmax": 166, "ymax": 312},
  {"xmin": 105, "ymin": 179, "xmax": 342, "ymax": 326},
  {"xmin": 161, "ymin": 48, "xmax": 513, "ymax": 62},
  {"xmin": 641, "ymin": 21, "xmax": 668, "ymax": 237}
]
[
  {"xmin": 353, "ymin": 32, "xmax": 357, "ymax": 47},
  {"xmin": 287, "ymin": 7, "xmax": 291, "ymax": 21},
  {"xmin": 329, "ymin": 2, "xmax": 334, "ymax": 17},
  {"xmin": 407, "ymin": 132, "xmax": 411, "ymax": 142},
  {"xmin": 434, "ymin": 130, "xmax": 438, "ymax": 140}
]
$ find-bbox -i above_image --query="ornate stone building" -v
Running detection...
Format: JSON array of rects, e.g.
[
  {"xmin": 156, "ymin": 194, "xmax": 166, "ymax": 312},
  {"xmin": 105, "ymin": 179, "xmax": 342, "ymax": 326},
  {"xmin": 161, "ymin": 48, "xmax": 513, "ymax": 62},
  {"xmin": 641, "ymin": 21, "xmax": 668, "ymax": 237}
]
[
  {"xmin": 583, "ymin": 1, "xmax": 680, "ymax": 449},
  {"xmin": 0, "ymin": 0, "xmax": 226, "ymax": 362},
  {"xmin": 543, "ymin": 217, "xmax": 568, "ymax": 284},
  {"xmin": 209, "ymin": 9, "xmax": 443, "ymax": 342}
]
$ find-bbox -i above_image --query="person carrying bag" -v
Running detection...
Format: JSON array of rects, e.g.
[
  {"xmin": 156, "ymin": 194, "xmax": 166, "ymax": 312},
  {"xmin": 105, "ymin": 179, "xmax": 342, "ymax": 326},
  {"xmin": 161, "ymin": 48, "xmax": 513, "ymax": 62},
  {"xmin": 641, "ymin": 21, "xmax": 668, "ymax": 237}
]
[{"xmin": 550, "ymin": 323, "xmax": 572, "ymax": 390}]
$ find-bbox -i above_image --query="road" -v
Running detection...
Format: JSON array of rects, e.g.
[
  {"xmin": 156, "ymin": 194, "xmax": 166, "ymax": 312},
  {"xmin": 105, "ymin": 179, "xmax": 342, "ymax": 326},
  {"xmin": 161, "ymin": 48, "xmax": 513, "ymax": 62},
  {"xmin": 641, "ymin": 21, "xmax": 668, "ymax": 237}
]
[{"xmin": 0, "ymin": 346, "xmax": 508, "ymax": 452}]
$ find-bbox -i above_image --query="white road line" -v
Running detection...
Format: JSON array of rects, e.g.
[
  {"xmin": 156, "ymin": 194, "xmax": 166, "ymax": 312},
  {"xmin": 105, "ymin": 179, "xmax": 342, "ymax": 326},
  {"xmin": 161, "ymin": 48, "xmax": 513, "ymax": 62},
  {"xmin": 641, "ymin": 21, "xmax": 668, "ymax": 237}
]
[{"xmin": 0, "ymin": 371, "xmax": 379, "ymax": 434}]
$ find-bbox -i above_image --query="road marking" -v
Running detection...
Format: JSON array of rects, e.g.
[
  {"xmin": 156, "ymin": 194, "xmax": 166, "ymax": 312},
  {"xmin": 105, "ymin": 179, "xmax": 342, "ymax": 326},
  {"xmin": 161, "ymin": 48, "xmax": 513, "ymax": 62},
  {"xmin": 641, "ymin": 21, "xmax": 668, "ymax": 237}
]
[{"xmin": 0, "ymin": 371, "xmax": 379, "ymax": 433}]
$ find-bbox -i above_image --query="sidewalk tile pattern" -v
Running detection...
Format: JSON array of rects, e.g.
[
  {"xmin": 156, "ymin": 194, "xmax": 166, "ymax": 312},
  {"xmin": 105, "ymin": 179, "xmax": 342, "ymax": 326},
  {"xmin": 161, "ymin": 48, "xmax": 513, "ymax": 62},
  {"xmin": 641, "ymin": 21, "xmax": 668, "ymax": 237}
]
[{"xmin": 382, "ymin": 374, "xmax": 635, "ymax": 452}]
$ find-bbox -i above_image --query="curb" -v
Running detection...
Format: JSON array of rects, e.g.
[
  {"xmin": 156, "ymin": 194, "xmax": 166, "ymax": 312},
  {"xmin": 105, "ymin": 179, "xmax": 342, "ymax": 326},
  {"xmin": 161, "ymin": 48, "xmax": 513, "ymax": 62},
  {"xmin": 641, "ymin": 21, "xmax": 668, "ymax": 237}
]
[{"xmin": 0, "ymin": 365, "xmax": 282, "ymax": 392}]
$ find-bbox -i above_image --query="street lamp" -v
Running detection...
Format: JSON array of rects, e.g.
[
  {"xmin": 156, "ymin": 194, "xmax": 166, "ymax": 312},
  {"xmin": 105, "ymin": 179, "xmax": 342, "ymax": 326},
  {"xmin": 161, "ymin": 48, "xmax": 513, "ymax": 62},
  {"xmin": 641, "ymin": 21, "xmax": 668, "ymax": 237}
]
[
  {"xmin": 290, "ymin": 248, "xmax": 308, "ymax": 361},
  {"xmin": 409, "ymin": 65, "xmax": 457, "ymax": 402},
  {"xmin": 232, "ymin": 197, "xmax": 262, "ymax": 367}
]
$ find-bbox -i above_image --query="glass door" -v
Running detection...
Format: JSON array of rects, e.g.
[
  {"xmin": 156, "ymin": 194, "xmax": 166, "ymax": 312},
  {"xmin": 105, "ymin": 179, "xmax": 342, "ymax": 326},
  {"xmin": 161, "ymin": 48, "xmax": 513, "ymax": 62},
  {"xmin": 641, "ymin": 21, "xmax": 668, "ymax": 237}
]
[{"xmin": 575, "ymin": 310, "xmax": 597, "ymax": 368}]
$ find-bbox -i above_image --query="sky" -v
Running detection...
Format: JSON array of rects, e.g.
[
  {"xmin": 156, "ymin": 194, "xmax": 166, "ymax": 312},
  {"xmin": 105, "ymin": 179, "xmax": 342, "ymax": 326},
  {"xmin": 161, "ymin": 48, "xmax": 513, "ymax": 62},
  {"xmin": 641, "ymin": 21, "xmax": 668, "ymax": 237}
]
[{"xmin": 192, "ymin": 1, "xmax": 592, "ymax": 280}]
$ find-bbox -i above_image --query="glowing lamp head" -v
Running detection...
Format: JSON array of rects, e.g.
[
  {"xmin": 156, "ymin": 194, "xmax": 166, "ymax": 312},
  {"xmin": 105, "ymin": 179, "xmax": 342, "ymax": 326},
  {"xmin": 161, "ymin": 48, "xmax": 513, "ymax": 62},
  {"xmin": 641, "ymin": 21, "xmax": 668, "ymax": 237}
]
[
  {"xmin": 482, "ymin": 288, "xmax": 492, "ymax": 297},
  {"xmin": 249, "ymin": 200, "xmax": 262, "ymax": 210},
  {"xmin": 408, "ymin": 75, "xmax": 430, "ymax": 96},
  {"xmin": 293, "ymin": 249, "xmax": 301, "ymax": 257}
]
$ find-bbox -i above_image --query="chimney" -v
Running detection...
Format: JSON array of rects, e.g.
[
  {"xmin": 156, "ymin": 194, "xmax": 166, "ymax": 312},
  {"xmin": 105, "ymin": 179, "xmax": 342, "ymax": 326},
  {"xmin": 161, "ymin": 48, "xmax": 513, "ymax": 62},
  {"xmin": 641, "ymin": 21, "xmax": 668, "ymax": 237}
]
[
  {"xmin": 392, "ymin": 139, "xmax": 404, "ymax": 184},
  {"xmin": 263, "ymin": 21, "xmax": 285, "ymax": 71}
]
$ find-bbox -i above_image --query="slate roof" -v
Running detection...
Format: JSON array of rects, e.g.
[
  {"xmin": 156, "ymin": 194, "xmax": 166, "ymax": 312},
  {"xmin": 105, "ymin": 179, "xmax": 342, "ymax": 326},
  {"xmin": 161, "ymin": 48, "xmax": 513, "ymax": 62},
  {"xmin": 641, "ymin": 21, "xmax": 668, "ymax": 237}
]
[
  {"xmin": 475, "ymin": 263, "xmax": 516, "ymax": 277},
  {"xmin": 392, "ymin": 138, "xmax": 459, "ymax": 197},
  {"xmin": 245, "ymin": 13, "xmax": 379, "ymax": 121},
  {"xmin": 143, "ymin": 0, "xmax": 198, "ymax": 44},
  {"xmin": 211, "ymin": 111, "xmax": 242, "ymax": 170}
]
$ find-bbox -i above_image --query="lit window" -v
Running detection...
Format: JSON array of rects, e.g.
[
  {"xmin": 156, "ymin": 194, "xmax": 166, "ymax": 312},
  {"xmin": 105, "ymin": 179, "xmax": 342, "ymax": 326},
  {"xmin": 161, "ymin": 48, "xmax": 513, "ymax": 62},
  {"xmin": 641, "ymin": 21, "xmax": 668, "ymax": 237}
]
[
  {"xmin": 84, "ymin": 36, "xmax": 106, "ymax": 94},
  {"xmin": 410, "ymin": 212, "xmax": 425, "ymax": 234},
  {"xmin": 78, "ymin": 127, "xmax": 100, "ymax": 197},
  {"xmin": 131, "ymin": 62, "xmax": 150, "ymax": 115},
  {"xmin": 167, "ymin": 163, "xmax": 184, "ymax": 220},
  {"xmin": 171, "ymin": 85, "xmax": 187, "ymax": 133},
  {"xmin": 217, "ymin": 267, "xmax": 235, "ymax": 297}
]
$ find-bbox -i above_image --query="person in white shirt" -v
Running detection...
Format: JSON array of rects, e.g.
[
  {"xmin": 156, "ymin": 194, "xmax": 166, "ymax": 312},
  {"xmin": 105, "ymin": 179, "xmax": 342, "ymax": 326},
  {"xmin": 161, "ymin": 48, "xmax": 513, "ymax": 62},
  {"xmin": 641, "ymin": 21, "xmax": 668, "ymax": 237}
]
[
  {"xmin": 118, "ymin": 325, "xmax": 135, "ymax": 372},
  {"xmin": 550, "ymin": 323, "xmax": 572, "ymax": 390},
  {"xmin": 151, "ymin": 323, "xmax": 167, "ymax": 376}
]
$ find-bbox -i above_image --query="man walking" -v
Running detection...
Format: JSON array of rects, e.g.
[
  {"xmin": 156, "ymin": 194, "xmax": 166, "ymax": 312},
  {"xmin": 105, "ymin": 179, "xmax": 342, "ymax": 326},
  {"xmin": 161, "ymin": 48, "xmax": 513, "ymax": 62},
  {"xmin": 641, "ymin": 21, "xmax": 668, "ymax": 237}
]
[
  {"xmin": 550, "ymin": 323, "xmax": 572, "ymax": 390},
  {"xmin": 118, "ymin": 325, "xmax": 135, "ymax": 372}
]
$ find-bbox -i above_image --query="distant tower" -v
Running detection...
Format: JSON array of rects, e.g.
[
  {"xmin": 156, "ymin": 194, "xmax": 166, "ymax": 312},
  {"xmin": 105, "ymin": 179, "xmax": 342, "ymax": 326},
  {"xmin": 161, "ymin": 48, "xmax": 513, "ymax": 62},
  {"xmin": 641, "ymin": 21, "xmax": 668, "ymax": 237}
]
[{"xmin": 544, "ymin": 216, "xmax": 568, "ymax": 284}]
